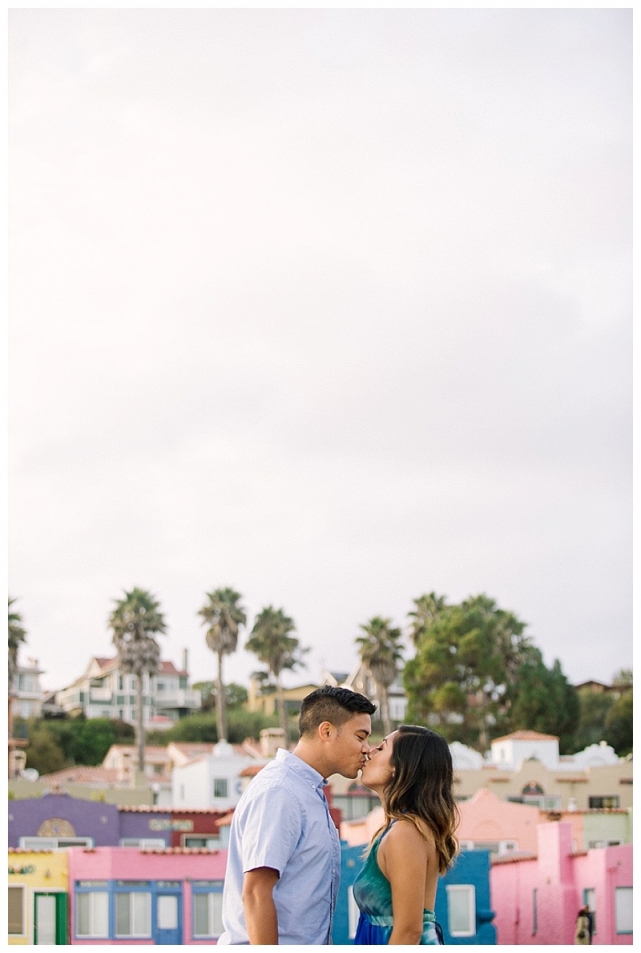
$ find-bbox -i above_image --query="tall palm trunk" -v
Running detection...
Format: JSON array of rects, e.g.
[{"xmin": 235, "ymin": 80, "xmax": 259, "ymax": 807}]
[
  {"xmin": 216, "ymin": 649, "xmax": 227, "ymax": 742},
  {"xmin": 378, "ymin": 682, "xmax": 391, "ymax": 735},
  {"xmin": 135, "ymin": 672, "xmax": 145, "ymax": 774}
]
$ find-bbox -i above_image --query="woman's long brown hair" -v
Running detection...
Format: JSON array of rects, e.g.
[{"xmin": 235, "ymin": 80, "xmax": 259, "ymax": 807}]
[{"xmin": 372, "ymin": 725, "xmax": 459, "ymax": 874}]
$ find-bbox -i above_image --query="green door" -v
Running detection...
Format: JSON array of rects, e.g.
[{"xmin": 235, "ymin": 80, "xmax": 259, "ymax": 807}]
[{"xmin": 34, "ymin": 892, "xmax": 68, "ymax": 944}]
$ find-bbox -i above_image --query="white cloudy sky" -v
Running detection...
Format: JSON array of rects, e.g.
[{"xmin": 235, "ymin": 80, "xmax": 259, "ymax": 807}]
[{"xmin": 9, "ymin": 8, "xmax": 631, "ymax": 695}]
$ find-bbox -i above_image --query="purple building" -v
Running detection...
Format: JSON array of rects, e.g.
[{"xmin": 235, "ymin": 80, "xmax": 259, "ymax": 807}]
[{"xmin": 8, "ymin": 793, "xmax": 172, "ymax": 850}]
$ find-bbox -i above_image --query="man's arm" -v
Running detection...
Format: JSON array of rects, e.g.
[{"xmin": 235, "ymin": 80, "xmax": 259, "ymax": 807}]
[{"xmin": 242, "ymin": 866, "xmax": 280, "ymax": 945}]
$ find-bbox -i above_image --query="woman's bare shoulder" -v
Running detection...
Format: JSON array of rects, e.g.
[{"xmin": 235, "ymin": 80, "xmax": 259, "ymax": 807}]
[{"xmin": 386, "ymin": 816, "xmax": 434, "ymax": 852}]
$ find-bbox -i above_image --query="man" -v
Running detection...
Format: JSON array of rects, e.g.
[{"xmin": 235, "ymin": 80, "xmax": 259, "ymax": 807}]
[{"xmin": 218, "ymin": 685, "xmax": 376, "ymax": 945}]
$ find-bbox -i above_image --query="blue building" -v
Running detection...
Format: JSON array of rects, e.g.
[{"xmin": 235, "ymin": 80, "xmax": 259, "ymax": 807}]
[{"xmin": 333, "ymin": 843, "xmax": 496, "ymax": 944}]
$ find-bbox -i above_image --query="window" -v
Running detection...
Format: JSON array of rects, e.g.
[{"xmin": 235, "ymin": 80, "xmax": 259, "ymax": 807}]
[
  {"xmin": 20, "ymin": 836, "xmax": 93, "ymax": 850},
  {"xmin": 183, "ymin": 836, "xmax": 220, "ymax": 849},
  {"xmin": 589, "ymin": 796, "xmax": 619, "ymax": 809},
  {"xmin": 446, "ymin": 884, "xmax": 475, "ymax": 937},
  {"xmin": 119, "ymin": 838, "xmax": 166, "ymax": 849},
  {"xmin": 8, "ymin": 885, "xmax": 25, "ymax": 936},
  {"xmin": 588, "ymin": 839, "xmax": 621, "ymax": 849},
  {"xmin": 192, "ymin": 882, "xmax": 224, "ymax": 938},
  {"xmin": 521, "ymin": 794, "xmax": 562, "ymax": 810},
  {"xmin": 347, "ymin": 886, "xmax": 360, "ymax": 940},
  {"xmin": 213, "ymin": 778, "xmax": 228, "ymax": 798},
  {"xmin": 115, "ymin": 890, "xmax": 152, "ymax": 937},
  {"xmin": 584, "ymin": 888, "xmax": 596, "ymax": 935},
  {"xmin": 532, "ymin": 888, "xmax": 537, "ymax": 935},
  {"xmin": 615, "ymin": 887, "xmax": 632, "ymax": 934},
  {"xmin": 76, "ymin": 888, "xmax": 109, "ymax": 938}
]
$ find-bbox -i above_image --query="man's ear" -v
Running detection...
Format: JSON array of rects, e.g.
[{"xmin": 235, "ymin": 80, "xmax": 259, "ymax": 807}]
[{"xmin": 318, "ymin": 720, "xmax": 335, "ymax": 742}]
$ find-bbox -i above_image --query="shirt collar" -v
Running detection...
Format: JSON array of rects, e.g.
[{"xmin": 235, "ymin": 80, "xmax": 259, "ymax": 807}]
[{"xmin": 275, "ymin": 747, "xmax": 328, "ymax": 792}]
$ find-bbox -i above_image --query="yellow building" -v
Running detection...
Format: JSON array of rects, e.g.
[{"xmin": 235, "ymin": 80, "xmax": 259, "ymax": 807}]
[
  {"xmin": 8, "ymin": 850, "xmax": 68, "ymax": 945},
  {"xmin": 247, "ymin": 681, "xmax": 320, "ymax": 716}
]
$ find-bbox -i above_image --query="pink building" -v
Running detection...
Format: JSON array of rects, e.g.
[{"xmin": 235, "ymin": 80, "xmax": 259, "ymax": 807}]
[
  {"xmin": 491, "ymin": 822, "xmax": 632, "ymax": 945},
  {"xmin": 67, "ymin": 847, "xmax": 227, "ymax": 944}
]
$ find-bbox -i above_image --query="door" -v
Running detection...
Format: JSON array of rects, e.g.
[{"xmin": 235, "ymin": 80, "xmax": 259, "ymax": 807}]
[
  {"xmin": 34, "ymin": 892, "xmax": 67, "ymax": 944},
  {"xmin": 154, "ymin": 891, "xmax": 182, "ymax": 944}
]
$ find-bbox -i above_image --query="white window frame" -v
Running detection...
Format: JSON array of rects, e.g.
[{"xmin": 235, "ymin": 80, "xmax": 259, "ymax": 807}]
[
  {"xmin": 212, "ymin": 777, "xmax": 228, "ymax": 799},
  {"xmin": 192, "ymin": 888, "xmax": 223, "ymax": 938},
  {"xmin": 115, "ymin": 890, "xmax": 152, "ymax": 938},
  {"xmin": 20, "ymin": 836, "xmax": 93, "ymax": 850},
  {"xmin": 75, "ymin": 889, "xmax": 109, "ymax": 939},
  {"xmin": 614, "ymin": 887, "xmax": 632, "ymax": 935},
  {"xmin": 119, "ymin": 838, "xmax": 166, "ymax": 849},
  {"xmin": 181, "ymin": 834, "xmax": 220, "ymax": 849},
  {"xmin": 8, "ymin": 884, "xmax": 27, "ymax": 937},
  {"xmin": 446, "ymin": 884, "xmax": 476, "ymax": 937}
]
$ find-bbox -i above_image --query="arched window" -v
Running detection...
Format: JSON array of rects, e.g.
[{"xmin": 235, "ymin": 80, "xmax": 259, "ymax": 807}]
[{"xmin": 522, "ymin": 782, "xmax": 544, "ymax": 796}]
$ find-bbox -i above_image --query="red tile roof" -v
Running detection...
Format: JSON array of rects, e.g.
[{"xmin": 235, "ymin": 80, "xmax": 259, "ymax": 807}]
[
  {"xmin": 118, "ymin": 806, "xmax": 230, "ymax": 815},
  {"xmin": 92, "ymin": 657, "xmax": 187, "ymax": 676},
  {"xmin": 40, "ymin": 766, "xmax": 119, "ymax": 785},
  {"xmin": 140, "ymin": 847, "xmax": 221, "ymax": 855},
  {"xmin": 240, "ymin": 764, "xmax": 266, "ymax": 777},
  {"xmin": 9, "ymin": 849, "xmax": 55, "ymax": 855},
  {"xmin": 491, "ymin": 730, "xmax": 559, "ymax": 743}
]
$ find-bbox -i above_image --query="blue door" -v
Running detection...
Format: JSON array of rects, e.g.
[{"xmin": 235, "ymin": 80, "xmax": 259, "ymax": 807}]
[{"xmin": 153, "ymin": 890, "xmax": 182, "ymax": 944}]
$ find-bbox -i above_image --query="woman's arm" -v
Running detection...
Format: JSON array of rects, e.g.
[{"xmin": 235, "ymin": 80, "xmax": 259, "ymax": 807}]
[{"xmin": 379, "ymin": 820, "xmax": 432, "ymax": 945}]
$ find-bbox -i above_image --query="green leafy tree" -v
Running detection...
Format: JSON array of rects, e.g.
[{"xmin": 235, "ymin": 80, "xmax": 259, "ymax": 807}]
[
  {"xmin": 109, "ymin": 587, "xmax": 166, "ymax": 773},
  {"xmin": 45, "ymin": 717, "xmax": 134, "ymax": 766},
  {"xmin": 504, "ymin": 657, "xmax": 580, "ymax": 752},
  {"xmin": 356, "ymin": 616, "xmax": 404, "ymax": 734},
  {"xmin": 573, "ymin": 689, "xmax": 614, "ymax": 751},
  {"xmin": 25, "ymin": 722, "xmax": 68, "ymax": 776},
  {"xmin": 193, "ymin": 681, "xmax": 248, "ymax": 713},
  {"xmin": 612, "ymin": 668, "xmax": 632, "ymax": 687},
  {"xmin": 245, "ymin": 606, "xmax": 308, "ymax": 745},
  {"xmin": 198, "ymin": 588, "xmax": 247, "ymax": 742},
  {"xmin": 146, "ymin": 708, "xmax": 278, "ymax": 746},
  {"xmin": 404, "ymin": 593, "xmax": 537, "ymax": 749},
  {"xmin": 604, "ymin": 690, "xmax": 633, "ymax": 756}
]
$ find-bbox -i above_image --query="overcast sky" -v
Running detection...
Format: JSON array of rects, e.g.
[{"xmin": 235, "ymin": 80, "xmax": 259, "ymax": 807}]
[{"xmin": 9, "ymin": 8, "xmax": 631, "ymax": 696}]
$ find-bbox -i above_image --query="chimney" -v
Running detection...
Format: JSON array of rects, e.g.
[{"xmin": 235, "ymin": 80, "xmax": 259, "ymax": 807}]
[{"xmin": 182, "ymin": 648, "xmax": 188, "ymax": 673}]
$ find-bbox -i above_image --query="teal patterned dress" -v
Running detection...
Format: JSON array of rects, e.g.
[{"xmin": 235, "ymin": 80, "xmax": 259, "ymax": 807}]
[{"xmin": 352, "ymin": 822, "xmax": 444, "ymax": 945}]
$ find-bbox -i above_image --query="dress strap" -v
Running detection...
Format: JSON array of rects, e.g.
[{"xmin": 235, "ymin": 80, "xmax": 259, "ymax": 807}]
[{"xmin": 378, "ymin": 820, "xmax": 398, "ymax": 843}]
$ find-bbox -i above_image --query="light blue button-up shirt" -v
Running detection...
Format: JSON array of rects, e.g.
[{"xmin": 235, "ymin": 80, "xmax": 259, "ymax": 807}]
[{"xmin": 218, "ymin": 748, "xmax": 341, "ymax": 945}]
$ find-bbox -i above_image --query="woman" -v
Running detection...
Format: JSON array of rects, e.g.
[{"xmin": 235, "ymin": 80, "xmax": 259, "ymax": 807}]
[{"xmin": 353, "ymin": 725, "xmax": 458, "ymax": 945}]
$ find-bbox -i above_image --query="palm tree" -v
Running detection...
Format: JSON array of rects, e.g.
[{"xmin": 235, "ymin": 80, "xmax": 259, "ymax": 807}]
[
  {"xmin": 8, "ymin": 597, "xmax": 27, "ymax": 744},
  {"xmin": 109, "ymin": 587, "xmax": 166, "ymax": 773},
  {"xmin": 408, "ymin": 592, "xmax": 448, "ymax": 646},
  {"xmin": 198, "ymin": 587, "xmax": 246, "ymax": 742},
  {"xmin": 8, "ymin": 597, "xmax": 27, "ymax": 687},
  {"xmin": 356, "ymin": 616, "xmax": 404, "ymax": 734},
  {"xmin": 245, "ymin": 606, "xmax": 308, "ymax": 745}
]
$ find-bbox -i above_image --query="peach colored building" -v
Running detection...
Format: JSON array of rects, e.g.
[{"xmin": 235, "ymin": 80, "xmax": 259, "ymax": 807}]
[{"xmin": 341, "ymin": 787, "xmax": 632, "ymax": 857}]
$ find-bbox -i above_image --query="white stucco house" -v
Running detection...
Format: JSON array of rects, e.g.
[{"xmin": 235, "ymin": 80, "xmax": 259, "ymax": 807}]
[{"xmin": 172, "ymin": 740, "xmax": 268, "ymax": 810}]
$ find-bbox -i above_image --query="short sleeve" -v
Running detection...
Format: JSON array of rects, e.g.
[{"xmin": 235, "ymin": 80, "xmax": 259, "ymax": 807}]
[{"xmin": 238, "ymin": 782, "xmax": 303, "ymax": 876}]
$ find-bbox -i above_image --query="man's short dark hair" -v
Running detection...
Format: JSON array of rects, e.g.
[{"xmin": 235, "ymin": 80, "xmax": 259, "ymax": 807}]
[{"xmin": 299, "ymin": 686, "xmax": 376, "ymax": 737}]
